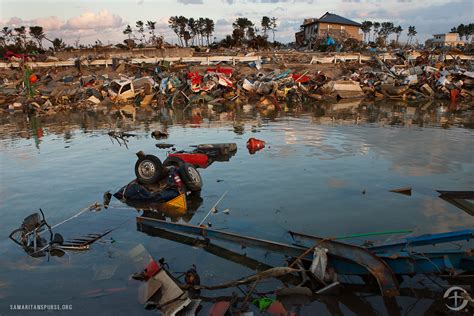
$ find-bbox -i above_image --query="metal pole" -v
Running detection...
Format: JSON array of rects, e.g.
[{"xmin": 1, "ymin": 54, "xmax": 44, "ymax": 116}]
[{"xmin": 198, "ymin": 191, "xmax": 228, "ymax": 226}]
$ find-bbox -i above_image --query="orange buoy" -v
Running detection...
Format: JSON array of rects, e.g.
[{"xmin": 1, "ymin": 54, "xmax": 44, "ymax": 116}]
[
  {"xmin": 247, "ymin": 137, "xmax": 265, "ymax": 154},
  {"xmin": 29, "ymin": 74, "xmax": 38, "ymax": 84}
]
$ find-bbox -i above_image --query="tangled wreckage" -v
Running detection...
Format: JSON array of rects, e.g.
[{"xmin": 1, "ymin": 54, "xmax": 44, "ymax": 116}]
[
  {"xmin": 8, "ymin": 131, "xmax": 473, "ymax": 314},
  {"xmin": 1, "ymin": 50, "xmax": 473, "ymax": 116}
]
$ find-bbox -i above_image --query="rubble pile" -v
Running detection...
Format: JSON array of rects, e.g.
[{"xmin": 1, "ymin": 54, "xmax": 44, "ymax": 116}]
[{"xmin": 0, "ymin": 52, "xmax": 473, "ymax": 115}]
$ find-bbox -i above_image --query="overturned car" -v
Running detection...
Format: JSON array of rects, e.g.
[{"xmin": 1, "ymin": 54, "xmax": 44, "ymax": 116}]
[{"xmin": 114, "ymin": 143, "xmax": 237, "ymax": 213}]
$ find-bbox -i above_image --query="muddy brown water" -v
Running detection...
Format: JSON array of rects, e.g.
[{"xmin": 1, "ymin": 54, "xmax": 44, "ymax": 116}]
[{"xmin": 0, "ymin": 101, "xmax": 473, "ymax": 315}]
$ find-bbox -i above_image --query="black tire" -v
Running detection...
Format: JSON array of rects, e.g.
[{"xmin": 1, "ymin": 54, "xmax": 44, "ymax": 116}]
[
  {"xmin": 179, "ymin": 163, "xmax": 202, "ymax": 192},
  {"xmin": 135, "ymin": 154, "xmax": 163, "ymax": 185},
  {"xmin": 163, "ymin": 156, "xmax": 185, "ymax": 169}
]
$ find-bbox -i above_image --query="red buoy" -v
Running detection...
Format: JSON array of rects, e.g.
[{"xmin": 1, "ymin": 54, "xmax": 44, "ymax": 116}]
[{"xmin": 247, "ymin": 138, "xmax": 265, "ymax": 154}]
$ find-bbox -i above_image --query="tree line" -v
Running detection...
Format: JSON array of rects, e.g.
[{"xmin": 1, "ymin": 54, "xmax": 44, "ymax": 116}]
[
  {"xmin": 122, "ymin": 20, "xmax": 165, "ymax": 49},
  {"xmin": 219, "ymin": 16, "xmax": 278, "ymax": 49},
  {"xmin": 450, "ymin": 23, "xmax": 474, "ymax": 42},
  {"xmin": 167, "ymin": 16, "xmax": 215, "ymax": 47},
  {"xmin": 3, "ymin": 17, "xmax": 472, "ymax": 53},
  {"xmin": 1, "ymin": 25, "xmax": 66, "ymax": 53},
  {"xmin": 360, "ymin": 21, "xmax": 417, "ymax": 45}
]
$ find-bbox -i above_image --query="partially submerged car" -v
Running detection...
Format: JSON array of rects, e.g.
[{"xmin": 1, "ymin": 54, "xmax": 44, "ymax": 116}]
[
  {"xmin": 108, "ymin": 77, "xmax": 156, "ymax": 101},
  {"xmin": 114, "ymin": 144, "xmax": 237, "ymax": 212},
  {"xmin": 108, "ymin": 79, "xmax": 135, "ymax": 101}
]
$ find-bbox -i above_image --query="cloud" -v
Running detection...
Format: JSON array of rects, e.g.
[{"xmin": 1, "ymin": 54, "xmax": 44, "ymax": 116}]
[
  {"xmin": 0, "ymin": 10, "xmax": 127, "ymax": 45},
  {"xmin": 216, "ymin": 18, "xmax": 230, "ymax": 26},
  {"xmin": 32, "ymin": 17, "xmax": 65, "ymax": 30},
  {"xmin": 64, "ymin": 10, "xmax": 124, "ymax": 30},
  {"xmin": 1, "ymin": 10, "xmax": 124, "ymax": 32},
  {"xmin": 1, "ymin": 0, "xmax": 472, "ymax": 45},
  {"xmin": 177, "ymin": 0, "xmax": 204, "ymax": 4}
]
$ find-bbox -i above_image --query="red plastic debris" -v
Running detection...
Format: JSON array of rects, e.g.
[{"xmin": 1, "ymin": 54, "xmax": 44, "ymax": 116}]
[
  {"xmin": 144, "ymin": 259, "xmax": 161, "ymax": 280},
  {"xmin": 168, "ymin": 153, "xmax": 209, "ymax": 168},
  {"xmin": 206, "ymin": 67, "xmax": 233, "ymax": 76},
  {"xmin": 266, "ymin": 301, "xmax": 288, "ymax": 315},
  {"xmin": 450, "ymin": 88, "xmax": 460, "ymax": 104},
  {"xmin": 187, "ymin": 72, "xmax": 202, "ymax": 85},
  {"xmin": 247, "ymin": 137, "xmax": 266, "ymax": 154},
  {"xmin": 208, "ymin": 301, "xmax": 230, "ymax": 316},
  {"xmin": 292, "ymin": 74, "xmax": 310, "ymax": 83},
  {"xmin": 29, "ymin": 74, "xmax": 38, "ymax": 84}
]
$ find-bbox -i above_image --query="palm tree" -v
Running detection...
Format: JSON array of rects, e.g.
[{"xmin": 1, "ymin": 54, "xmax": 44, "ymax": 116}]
[
  {"xmin": 372, "ymin": 22, "xmax": 380, "ymax": 41},
  {"xmin": 176, "ymin": 16, "xmax": 189, "ymax": 47},
  {"xmin": 1, "ymin": 27, "xmax": 13, "ymax": 45},
  {"xmin": 361, "ymin": 21, "xmax": 372, "ymax": 42},
  {"xmin": 29, "ymin": 26, "xmax": 45, "ymax": 50},
  {"xmin": 407, "ymin": 25, "xmax": 417, "ymax": 45},
  {"xmin": 466, "ymin": 23, "xmax": 474, "ymax": 42},
  {"xmin": 123, "ymin": 25, "xmax": 133, "ymax": 49},
  {"xmin": 394, "ymin": 25, "xmax": 403, "ymax": 45},
  {"xmin": 146, "ymin": 21, "xmax": 156, "ymax": 45},
  {"xmin": 187, "ymin": 17, "xmax": 197, "ymax": 45},
  {"xmin": 261, "ymin": 16, "xmax": 271, "ymax": 38},
  {"xmin": 204, "ymin": 18, "xmax": 215, "ymax": 46},
  {"xmin": 197, "ymin": 18, "xmax": 206, "ymax": 46},
  {"xmin": 136, "ymin": 20, "xmax": 145, "ymax": 44},
  {"xmin": 270, "ymin": 17, "xmax": 278, "ymax": 42},
  {"xmin": 457, "ymin": 24, "xmax": 466, "ymax": 40},
  {"xmin": 123, "ymin": 25, "xmax": 133, "ymax": 39},
  {"xmin": 378, "ymin": 22, "xmax": 394, "ymax": 44},
  {"xmin": 408, "ymin": 25, "xmax": 418, "ymax": 44},
  {"xmin": 232, "ymin": 17, "xmax": 254, "ymax": 44},
  {"xmin": 14, "ymin": 26, "xmax": 27, "ymax": 50},
  {"xmin": 168, "ymin": 16, "xmax": 182, "ymax": 46},
  {"xmin": 52, "ymin": 38, "xmax": 66, "ymax": 51}
]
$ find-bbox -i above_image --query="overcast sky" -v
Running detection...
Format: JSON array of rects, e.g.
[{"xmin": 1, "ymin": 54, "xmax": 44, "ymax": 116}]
[{"xmin": 1, "ymin": 0, "xmax": 472, "ymax": 45}]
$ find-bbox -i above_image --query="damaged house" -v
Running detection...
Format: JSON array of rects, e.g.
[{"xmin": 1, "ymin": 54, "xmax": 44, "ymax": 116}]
[
  {"xmin": 295, "ymin": 12, "xmax": 362, "ymax": 47},
  {"xmin": 425, "ymin": 33, "xmax": 465, "ymax": 48}
]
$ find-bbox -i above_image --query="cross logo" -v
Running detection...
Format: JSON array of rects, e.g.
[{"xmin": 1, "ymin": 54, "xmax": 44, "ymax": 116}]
[{"xmin": 444, "ymin": 286, "xmax": 469, "ymax": 311}]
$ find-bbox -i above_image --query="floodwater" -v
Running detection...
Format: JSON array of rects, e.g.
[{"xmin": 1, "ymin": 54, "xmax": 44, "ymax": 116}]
[{"xmin": 0, "ymin": 100, "xmax": 473, "ymax": 315}]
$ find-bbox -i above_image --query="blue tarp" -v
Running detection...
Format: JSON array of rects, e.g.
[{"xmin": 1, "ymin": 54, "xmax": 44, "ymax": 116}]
[{"xmin": 326, "ymin": 36, "xmax": 335, "ymax": 46}]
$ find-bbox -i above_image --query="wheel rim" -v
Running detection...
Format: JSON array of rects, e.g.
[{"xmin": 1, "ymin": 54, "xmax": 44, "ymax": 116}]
[
  {"xmin": 138, "ymin": 160, "xmax": 156, "ymax": 179},
  {"xmin": 187, "ymin": 166, "xmax": 200, "ymax": 183}
]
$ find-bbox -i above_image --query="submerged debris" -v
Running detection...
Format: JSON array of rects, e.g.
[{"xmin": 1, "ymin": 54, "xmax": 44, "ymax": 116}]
[
  {"xmin": 247, "ymin": 137, "xmax": 266, "ymax": 154},
  {"xmin": 389, "ymin": 186, "xmax": 412, "ymax": 196}
]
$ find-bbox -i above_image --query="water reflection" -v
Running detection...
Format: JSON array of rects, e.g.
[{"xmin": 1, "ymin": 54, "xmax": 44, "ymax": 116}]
[
  {"xmin": 0, "ymin": 100, "xmax": 473, "ymax": 315},
  {"xmin": 117, "ymin": 191, "xmax": 203, "ymax": 223},
  {"xmin": 1, "ymin": 100, "xmax": 473, "ymax": 146}
]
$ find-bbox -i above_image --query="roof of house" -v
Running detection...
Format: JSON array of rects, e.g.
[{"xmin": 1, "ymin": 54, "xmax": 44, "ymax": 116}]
[
  {"xmin": 301, "ymin": 12, "xmax": 361, "ymax": 27},
  {"xmin": 433, "ymin": 33, "xmax": 458, "ymax": 36}
]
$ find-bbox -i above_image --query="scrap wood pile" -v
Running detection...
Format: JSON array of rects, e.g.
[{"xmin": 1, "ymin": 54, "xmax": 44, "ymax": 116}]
[{"xmin": 1, "ymin": 50, "xmax": 472, "ymax": 115}]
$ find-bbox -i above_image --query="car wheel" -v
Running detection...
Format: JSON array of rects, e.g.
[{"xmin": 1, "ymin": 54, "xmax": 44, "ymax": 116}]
[
  {"xmin": 179, "ymin": 163, "xmax": 202, "ymax": 192},
  {"xmin": 135, "ymin": 155, "xmax": 163, "ymax": 185},
  {"xmin": 163, "ymin": 156, "xmax": 185, "ymax": 169}
]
